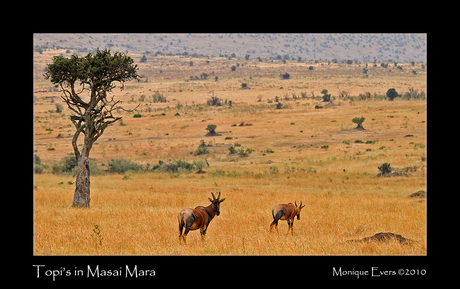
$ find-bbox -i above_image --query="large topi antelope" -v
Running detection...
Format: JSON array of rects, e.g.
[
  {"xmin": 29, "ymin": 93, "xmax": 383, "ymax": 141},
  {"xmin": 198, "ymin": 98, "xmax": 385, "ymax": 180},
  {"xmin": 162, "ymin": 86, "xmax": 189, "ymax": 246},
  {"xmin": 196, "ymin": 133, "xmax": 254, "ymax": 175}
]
[
  {"xmin": 177, "ymin": 191, "xmax": 225, "ymax": 245},
  {"xmin": 270, "ymin": 201, "xmax": 305, "ymax": 235}
]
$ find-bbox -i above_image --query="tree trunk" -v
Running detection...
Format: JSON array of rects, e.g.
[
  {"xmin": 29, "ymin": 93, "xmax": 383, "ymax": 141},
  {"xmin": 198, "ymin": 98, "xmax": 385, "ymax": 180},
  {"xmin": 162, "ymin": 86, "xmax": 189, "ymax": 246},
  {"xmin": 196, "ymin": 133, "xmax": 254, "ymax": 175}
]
[
  {"xmin": 72, "ymin": 151, "xmax": 91, "ymax": 207},
  {"xmin": 72, "ymin": 134, "xmax": 92, "ymax": 207}
]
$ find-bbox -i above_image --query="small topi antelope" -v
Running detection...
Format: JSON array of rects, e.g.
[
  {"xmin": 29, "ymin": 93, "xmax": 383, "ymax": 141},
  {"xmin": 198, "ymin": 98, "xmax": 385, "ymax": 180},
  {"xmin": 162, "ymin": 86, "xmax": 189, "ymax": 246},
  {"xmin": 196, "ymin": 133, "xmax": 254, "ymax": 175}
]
[
  {"xmin": 270, "ymin": 201, "xmax": 305, "ymax": 235},
  {"xmin": 177, "ymin": 191, "xmax": 225, "ymax": 245}
]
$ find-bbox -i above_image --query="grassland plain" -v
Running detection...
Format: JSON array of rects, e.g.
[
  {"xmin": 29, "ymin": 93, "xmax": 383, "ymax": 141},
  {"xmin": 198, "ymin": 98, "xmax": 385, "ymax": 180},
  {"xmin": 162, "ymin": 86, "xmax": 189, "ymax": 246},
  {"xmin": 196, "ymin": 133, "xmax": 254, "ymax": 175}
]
[{"xmin": 34, "ymin": 52, "xmax": 426, "ymax": 255}]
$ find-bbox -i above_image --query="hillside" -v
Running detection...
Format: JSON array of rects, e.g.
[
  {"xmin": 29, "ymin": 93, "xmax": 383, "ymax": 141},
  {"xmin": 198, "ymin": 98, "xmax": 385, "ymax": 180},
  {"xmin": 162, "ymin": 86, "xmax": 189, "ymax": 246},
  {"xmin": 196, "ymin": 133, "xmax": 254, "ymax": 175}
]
[{"xmin": 33, "ymin": 33, "xmax": 426, "ymax": 62}]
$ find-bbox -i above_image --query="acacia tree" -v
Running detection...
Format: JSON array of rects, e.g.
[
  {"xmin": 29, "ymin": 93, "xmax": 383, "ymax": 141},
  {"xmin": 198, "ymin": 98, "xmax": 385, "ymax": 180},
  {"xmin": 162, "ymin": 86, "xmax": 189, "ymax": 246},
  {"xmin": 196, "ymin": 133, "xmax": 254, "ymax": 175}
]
[{"xmin": 44, "ymin": 48, "xmax": 140, "ymax": 207}]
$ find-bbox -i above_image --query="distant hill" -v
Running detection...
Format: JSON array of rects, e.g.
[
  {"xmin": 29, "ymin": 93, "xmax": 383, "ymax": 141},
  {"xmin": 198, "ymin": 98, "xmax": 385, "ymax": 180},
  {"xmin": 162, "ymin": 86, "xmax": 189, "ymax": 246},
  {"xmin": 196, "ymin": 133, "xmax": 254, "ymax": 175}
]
[{"xmin": 34, "ymin": 33, "xmax": 426, "ymax": 62}]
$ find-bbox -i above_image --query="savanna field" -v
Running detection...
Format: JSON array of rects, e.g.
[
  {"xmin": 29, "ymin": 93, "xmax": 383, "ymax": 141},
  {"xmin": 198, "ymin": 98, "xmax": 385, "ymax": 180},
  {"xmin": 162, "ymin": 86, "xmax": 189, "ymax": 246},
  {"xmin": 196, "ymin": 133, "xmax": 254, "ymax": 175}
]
[{"xmin": 34, "ymin": 49, "xmax": 426, "ymax": 255}]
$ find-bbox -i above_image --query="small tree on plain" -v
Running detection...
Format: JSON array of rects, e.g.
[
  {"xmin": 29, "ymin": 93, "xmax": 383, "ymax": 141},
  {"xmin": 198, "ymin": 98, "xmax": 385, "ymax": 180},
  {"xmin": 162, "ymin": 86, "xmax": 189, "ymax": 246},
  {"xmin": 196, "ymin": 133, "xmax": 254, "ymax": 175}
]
[
  {"xmin": 206, "ymin": 124, "xmax": 217, "ymax": 134},
  {"xmin": 321, "ymin": 89, "xmax": 331, "ymax": 102},
  {"xmin": 386, "ymin": 88, "xmax": 398, "ymax": 101},
  {"xmin": 378, "ymin": 163, "xmax": 392, "ymax": 174},
  {"xmin": 280, "ymin": 72, "xmax": 290, "ymax": 79},
  {"xmin": 352, "ymin": 116, "xmax": 365, "ymax": 130}
]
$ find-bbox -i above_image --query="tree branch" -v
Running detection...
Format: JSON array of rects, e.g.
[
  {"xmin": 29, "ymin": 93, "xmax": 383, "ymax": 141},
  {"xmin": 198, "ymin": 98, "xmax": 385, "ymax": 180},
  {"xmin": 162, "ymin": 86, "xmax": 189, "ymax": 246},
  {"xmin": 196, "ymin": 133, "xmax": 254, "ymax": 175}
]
[{"xmin": 72, "ymin": 122, "xmax": 85, "ymax": 159}]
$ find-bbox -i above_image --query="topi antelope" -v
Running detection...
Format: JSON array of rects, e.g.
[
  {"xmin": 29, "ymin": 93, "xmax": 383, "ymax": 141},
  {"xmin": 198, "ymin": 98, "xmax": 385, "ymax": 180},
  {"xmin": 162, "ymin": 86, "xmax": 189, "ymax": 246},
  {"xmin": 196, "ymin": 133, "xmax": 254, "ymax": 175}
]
[
  {"xmin": 177, "ymin": 191, "xmax": 225, "ymax": 245},
  {"xmin": 270, "ymin": 201, "xmax": 305, "ymax": 235}
]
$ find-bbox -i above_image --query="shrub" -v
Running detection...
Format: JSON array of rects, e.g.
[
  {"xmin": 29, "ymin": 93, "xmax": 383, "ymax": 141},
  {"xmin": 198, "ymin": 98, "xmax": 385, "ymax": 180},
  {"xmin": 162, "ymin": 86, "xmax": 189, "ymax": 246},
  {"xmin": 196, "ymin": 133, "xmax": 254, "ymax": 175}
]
[
  {"xmin": 133, "ymin": 114, "xmax": 142, "ymax": 118},
  {"xmin": 34, "ymin": 154, "xmax": 46, "ymax": 174},
  {"xmin": 193, "ymin": 160, "xmax": 206, "ymax": 173},
  {"xmin": 378, "ymin": 162, "xmax": 392, "ymax": 174},
  {"xmin": 386, "ymin": 88, "xmax": 398, "ymax": 101},
  {"xmin": 159, "ymin": 160, "xmax": 194, "ymax": 173},
  {"xmin": 52, "ymin": 155, "xmax": 77, "ymax": 174},
  {"xmin": 280, "ymin": 72, "xmax": 290, "ymax": 79},
  {"xmin": 195, "ymin": 140, "xmax": 209, "ymax": 155},
  {"xmin": 228, "ymin": 146, "xmax": 236, "ymax": 154},
  {"xmin": 321, "ymin": 89, "xmax": 331, "ymax": 102},
  {"xmin": 206, "ymin": 124, "xmax": 217, "ymax": 134},
  {"xmin": 107, "ymin": 158, "xmax": 143, "ymax": 173},
  {"xmin": 352, "ymin": 116, "xmax": 365, "ymax": 129},
  {"xmin": 152, "ymin": 92, "xmax": 167, "ymax": 103},
  {"xmin": 207, "ymin": 96, "xmax": 223, "ymax": 106},
  {"xmin": 239, "ymin": 148, "xmax": 254, "ymax": 157}
]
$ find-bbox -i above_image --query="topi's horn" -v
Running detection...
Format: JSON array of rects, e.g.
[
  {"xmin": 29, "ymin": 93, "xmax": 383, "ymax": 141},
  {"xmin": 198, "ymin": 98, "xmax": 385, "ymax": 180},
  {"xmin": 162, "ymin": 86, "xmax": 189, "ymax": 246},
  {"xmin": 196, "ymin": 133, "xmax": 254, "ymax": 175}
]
[
  {"xmin": 300, "ymin": 201, "xmax": 302, "ymax": 207},
  {"xmin": 211, "ymin": 191, "xmax": 216, "ymax": 200},
  {"xmin": 295, "ymin": 201, "xmax": 298, "ymax": 207},
  {"xmin": 217, "ymin": 190, "xmax": 221, "ymax": 200}
]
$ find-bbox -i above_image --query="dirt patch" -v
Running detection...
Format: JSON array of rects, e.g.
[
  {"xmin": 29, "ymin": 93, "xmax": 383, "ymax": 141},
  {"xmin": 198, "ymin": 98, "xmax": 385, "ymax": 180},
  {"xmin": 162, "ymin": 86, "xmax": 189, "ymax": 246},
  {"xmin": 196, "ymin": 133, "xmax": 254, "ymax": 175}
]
[
  {"xmin": 408, "ymin": 190, "xmax": 426, "ymax": 198},
  {"xmin": 348, "ymin": 232, "xmax": 414, "ymax": 245}
]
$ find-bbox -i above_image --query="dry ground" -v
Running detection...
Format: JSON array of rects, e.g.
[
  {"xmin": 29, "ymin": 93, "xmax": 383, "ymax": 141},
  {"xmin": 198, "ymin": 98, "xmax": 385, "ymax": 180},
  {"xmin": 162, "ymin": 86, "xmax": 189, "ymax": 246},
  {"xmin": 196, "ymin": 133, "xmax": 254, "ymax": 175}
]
[{"xmin": 34, "ymin": 51, "xmax": 426, "ymax": 255}]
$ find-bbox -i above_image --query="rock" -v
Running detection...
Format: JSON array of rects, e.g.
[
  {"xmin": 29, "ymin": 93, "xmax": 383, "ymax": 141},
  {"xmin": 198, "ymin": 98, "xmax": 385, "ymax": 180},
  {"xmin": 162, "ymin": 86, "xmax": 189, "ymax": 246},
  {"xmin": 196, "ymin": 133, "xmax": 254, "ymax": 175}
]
[
  {"xmin": 408, "ymin": 190, "xmax": 426, "ymax": 198},
  {"xmin": 348, "ymin": 232, "xmax": 415, "ymax": 245}
]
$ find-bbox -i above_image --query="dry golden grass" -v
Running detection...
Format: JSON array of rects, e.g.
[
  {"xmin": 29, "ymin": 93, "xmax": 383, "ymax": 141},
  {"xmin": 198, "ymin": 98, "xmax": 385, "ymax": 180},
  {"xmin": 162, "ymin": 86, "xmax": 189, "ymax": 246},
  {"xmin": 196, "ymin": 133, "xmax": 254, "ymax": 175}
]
[
  {"xmin": 34, "ymin": 53, "xmax": 426, "ymax": 255},
  {"xmin": 34, "ymin": 172, "xmax": 426, "ymax": 255}
]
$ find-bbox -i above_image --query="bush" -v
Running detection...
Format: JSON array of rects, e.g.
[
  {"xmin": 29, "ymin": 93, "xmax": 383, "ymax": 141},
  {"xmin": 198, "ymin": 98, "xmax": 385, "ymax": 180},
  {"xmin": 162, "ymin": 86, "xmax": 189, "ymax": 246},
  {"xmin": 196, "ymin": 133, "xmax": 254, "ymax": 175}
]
[
  {"xmin": 51, "ymin": 155, "xmax": 104, "ymax": 175},
  {"xmin": 159, "ymin": 160, "xmax": 194, "ymax": 173},
  {"xmin": 107, "ymin": 158, "xmax": 143, "ymax": 173},
  {"xmin": 193, "ymin": 160, "xmax": 206, "ymax": 173},
  {"xmin": 239, "ymin": 148, "xmax": 254, "ymax": 157},
  {"xmin": 195, "ymin": 140, "xmax": 209, "ymax": 155},
  {"xmin": 321, "ymin": 89, "xmax": 331, "ymax": 102},
  {"xmin": 52, "ymin": 155, "xmax": 77, "ymax": 174},
  {"xmin": 280, "ymin": 73, "xmax": 290, "ymax": 79},
  {"xmin": 386, "ymin": 88, "xmax": 398, "ymax": 101},
  {"xmin": 34, "ymin": 154, "xmax": 46, "ymax": 174},
  {"xmin": 378, "ymin": 162, "xmax": 392, "ymax": 174},
  {"xmin": 206, "ymin": 124, "xmax": 217, "ymax": 134},
  {"xmin": 207, "ymin": 96, "xmax": 223, "ymax": 106},
  {"xmin": 352, "ymin": 116, "xmax": 365, "ymax": 129},
  {"xmin": 152, "ymin": 92, "xmax": 167, "ymax": 103}
]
